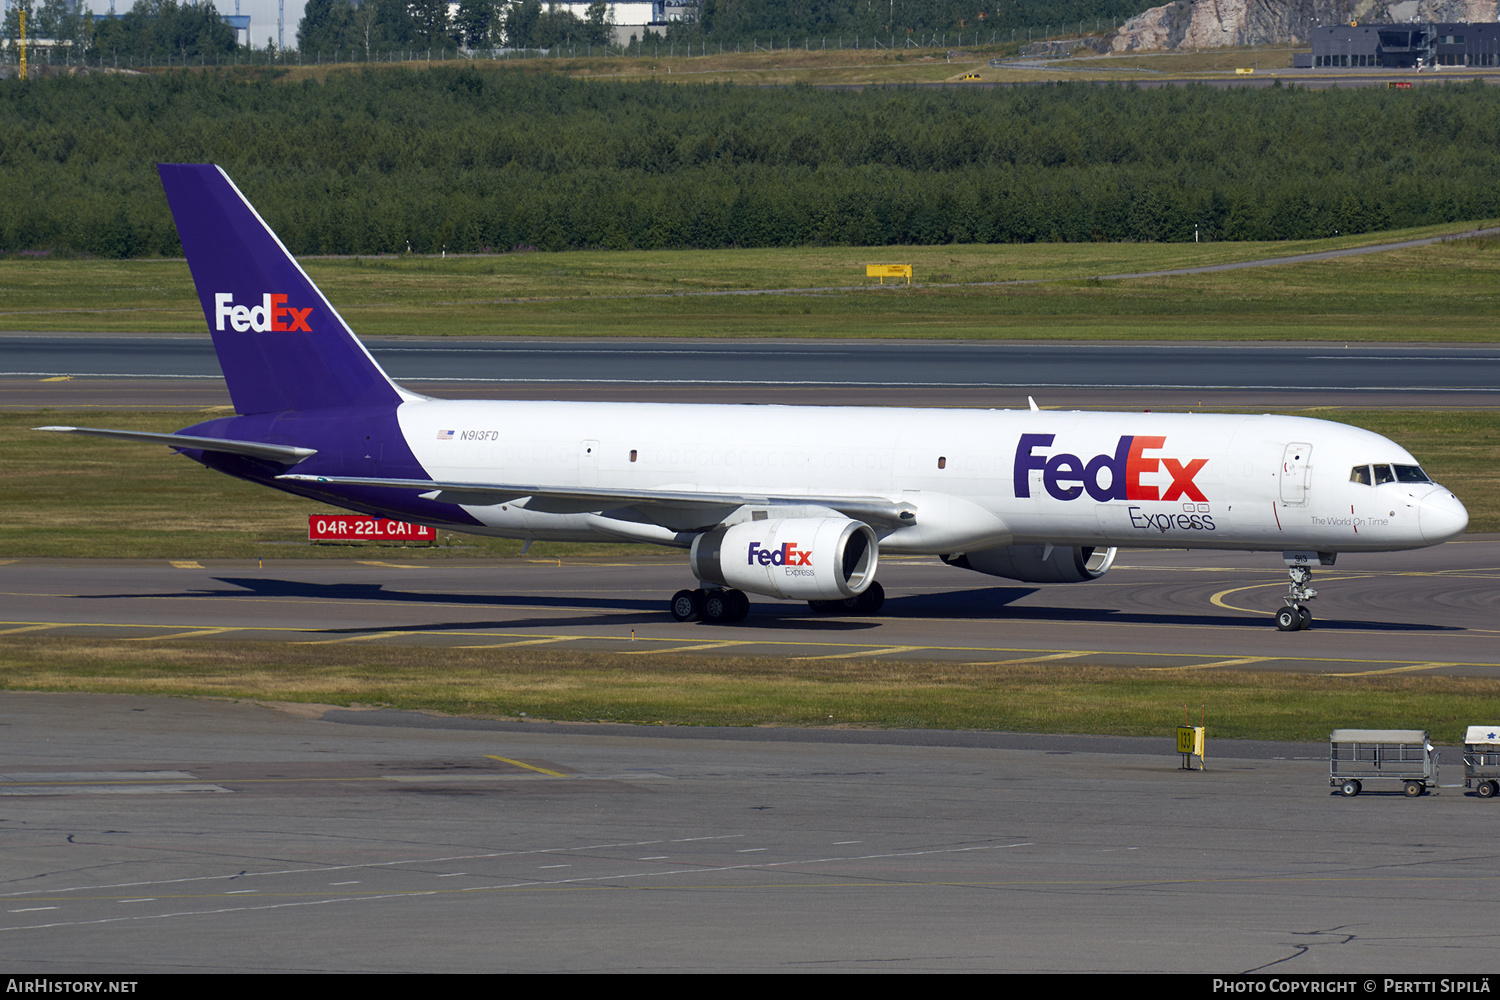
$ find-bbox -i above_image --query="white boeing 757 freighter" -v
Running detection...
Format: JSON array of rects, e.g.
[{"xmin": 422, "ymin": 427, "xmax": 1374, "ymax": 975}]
[{"xmin": 41, "ymin": 165, "xmax": 1470, "ymax": 631}]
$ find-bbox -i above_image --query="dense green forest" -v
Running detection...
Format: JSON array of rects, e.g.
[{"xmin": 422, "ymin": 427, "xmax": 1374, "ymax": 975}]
[
  {"xmin": 294, "ymin": 0, "xmax": 1143, "ymax": 53},
  {"xmin": 1, "ymin": 0, "xmax": 1141, "ymax": 57},
  {"xmin": 2, "ymin": 68, "xmax": 1498, "ymax": 257},
  {"xmin": 685, "ymin": 0, "xmax": 1137, "ymax": 46}
]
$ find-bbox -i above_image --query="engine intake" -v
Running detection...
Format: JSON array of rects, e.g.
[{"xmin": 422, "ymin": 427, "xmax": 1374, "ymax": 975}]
[{"xmin": 690, "ymin": 517, "xmax": 878, "ymax": 601}]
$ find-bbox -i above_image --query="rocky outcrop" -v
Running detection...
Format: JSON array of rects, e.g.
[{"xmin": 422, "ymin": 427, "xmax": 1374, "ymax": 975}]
[{"xmin": 1110, "ymin": 0, "xmax": 1499, "ymax": 51}]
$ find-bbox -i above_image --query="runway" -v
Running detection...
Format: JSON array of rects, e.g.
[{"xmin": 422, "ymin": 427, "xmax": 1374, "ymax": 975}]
[
  {"xmin": 3, "ymin": 336, "xmax": 1499, "ymax": 410},
  {"xmin": 4, "ymin": 690, "xmax": 1500, "ymax": 973},
  {"xmin": 4, "ymin": 539, "xmax": 1498, "ymax": 675}
]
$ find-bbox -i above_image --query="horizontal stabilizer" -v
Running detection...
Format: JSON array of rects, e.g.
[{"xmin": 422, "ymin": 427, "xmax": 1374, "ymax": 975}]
[
  {"xmin": 36, "ymin": 426, "xmax": 317, "ymax": 464},
  {"xmin": 276, "ymin": 474, "xmax": 916, "ymax": 527}
]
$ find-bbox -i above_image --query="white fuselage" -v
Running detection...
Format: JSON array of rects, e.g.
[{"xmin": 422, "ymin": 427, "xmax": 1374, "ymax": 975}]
[{"xmin": 397, "ymin": 399, "xmax": 1467, "ymax": 555}]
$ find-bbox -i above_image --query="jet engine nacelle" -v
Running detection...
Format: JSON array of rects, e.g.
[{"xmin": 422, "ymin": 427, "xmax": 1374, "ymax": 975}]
[
  {"xmin": 942, "ymin": 544, "xmax": 1117, "ymax": 584},
  {"xmin": 689, "ymin": 517, "xmax": 879, "ymax": 601}
]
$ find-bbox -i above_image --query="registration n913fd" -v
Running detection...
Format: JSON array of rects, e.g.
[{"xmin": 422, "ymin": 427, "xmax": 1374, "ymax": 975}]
[{"xmin": 39, "ymin": 165, "xmax": 1469, "ymax": 631}]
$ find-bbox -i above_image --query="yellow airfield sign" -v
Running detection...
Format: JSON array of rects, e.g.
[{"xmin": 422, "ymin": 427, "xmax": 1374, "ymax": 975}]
[{"xmin": 866, "ymin": 264, "xmax": 913, "ymax": 284}]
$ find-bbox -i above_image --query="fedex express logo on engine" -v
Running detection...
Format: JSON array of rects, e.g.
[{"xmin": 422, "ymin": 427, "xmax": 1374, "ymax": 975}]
[
  {"xmin": 1014, "ymin": 434, "xmax": 1208, "ymax": 502},
  {"xmin": 747, "ymin": 541, "xmax": 812, "ymax": 566},
  {"xmin": 214, "ymin": 293, "xmax": 313, "ymax": 333}
]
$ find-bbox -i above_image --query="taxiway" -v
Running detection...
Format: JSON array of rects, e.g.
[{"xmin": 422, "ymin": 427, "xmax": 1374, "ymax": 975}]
[
  {"xmin": 3, "ymin": 540, "xmax": 1497, "ymax": 675},
  {"xmin": 4, "ymin": 691, "xmax": 1500, "ymax": 973}
]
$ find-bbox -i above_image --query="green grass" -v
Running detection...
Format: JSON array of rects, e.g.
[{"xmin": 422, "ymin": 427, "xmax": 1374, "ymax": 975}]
[
  {"xmin": 2, "ymin": 636, "xmax": 1497, "ymax": 743},
  {"xmin": 4, "ymin": 222, "xmax": 1499, "ymax": 340},
  {"xmin": 267, "ymin": 43, "xmax": 1321, "ymax": 88},
  {"xmin": 2, "ymin": 407, "xmax": 1494, "ymax": 560}
]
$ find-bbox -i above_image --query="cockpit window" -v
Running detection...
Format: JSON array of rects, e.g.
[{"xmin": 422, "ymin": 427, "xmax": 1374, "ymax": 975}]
[{"xmin": 1353, "ymin": 463, "xmax": 1431, "ymax": 486}]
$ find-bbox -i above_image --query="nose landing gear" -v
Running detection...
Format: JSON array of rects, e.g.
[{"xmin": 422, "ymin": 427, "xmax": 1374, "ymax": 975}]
[{"xmin": 1276, "ymin": 551, "xmax": 1334, "ymax": 631}]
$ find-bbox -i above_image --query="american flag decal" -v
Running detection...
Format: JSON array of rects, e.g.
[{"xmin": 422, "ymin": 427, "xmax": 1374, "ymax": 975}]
[{"xmin": 437, "ymin": 429, "xmax": 454, "ymax": 440}]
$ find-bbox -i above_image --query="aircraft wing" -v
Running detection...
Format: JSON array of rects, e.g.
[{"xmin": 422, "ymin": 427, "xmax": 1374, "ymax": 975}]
[
  {"xmin": 275, "ymin": 473, "xmax": 917, "ymax": 527},
  {"xmin": 35, "ymin": 426, "xmax": 318, "ymax": 464}
]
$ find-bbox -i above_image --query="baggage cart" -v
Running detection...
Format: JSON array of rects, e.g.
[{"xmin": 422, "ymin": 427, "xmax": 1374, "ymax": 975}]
[
  {"xmin": 1330, "ymin": 729, "xmax": 1436, "ymax": 797},
  {"xmin": 1462, "ymin": 726, "xmax": 1500, "ymax": 798}
]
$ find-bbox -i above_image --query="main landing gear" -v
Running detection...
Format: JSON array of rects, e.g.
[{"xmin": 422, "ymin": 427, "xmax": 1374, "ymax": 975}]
[
  {"xmin": 670, "ymin": 588, "xmax": 750, "ymax": 624},
  {"xmin": 1276, "ymin": 551, "xmax": 1333, "ymax": 632},
  {"xmin": 668, "ymin": 581, "xmax": 887, "ymax": 623},
  {"xmin": 808, "ymin": 581, "xmax": 885, "ymax": 616}
]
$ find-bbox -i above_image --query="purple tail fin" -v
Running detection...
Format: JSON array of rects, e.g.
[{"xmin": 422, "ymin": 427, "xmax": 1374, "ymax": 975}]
[{"xmin": 158, "ymin": 164, "xmax": 406, "ymax": 415}]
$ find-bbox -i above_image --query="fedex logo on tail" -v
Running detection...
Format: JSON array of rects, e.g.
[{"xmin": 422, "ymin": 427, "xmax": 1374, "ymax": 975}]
[
  {"xmin": 215, "ymin": 293, "xmax": 313, "ymax": 333},
  {"xmin": 1015, "ymin": 434, "xmax": 1208, "ymax": 502},
  {"xmin": 748, "ymin": 541, "xmax": 812, "ymax": 566}
]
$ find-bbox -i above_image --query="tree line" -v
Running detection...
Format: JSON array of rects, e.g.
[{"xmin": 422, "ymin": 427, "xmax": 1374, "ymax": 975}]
[
  {"xmin": 3, "ymin": 68, "xmax": 1498, "ymax": 258},
  {"xmin": 297, "ymin": 0, "xmax": 615, "ymax": 56},
  {"xmin": 297, "ymin": 0, "xmax": 1146, "ymax": 53},
  {"xmin": 4, "ymin": 0, "xmax": 1146, "ymax": 59}
]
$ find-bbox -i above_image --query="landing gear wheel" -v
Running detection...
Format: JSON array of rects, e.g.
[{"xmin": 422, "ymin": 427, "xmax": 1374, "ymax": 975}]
[
  {"xmin": 1404, "ymin": 781, "xmax": 1425, "ymax": 798},
  {"xmin": 1339, "ymin": 779, "xmax": 1360, "ymax": 797},
  {"xmin": 811, "ymin": 583, "xmax": 884, "ymax": 616},
  {"xmin": 670, "ymin": 589, "xmax": 702, "ymax": 622},
  {"xmin": 699, "ymin": 589, "xmax": 749, "ymax": 624},
  {"xmin": 1477, "ymin": 780, "xmax": 1497, "ymax": 798},
  {"xmin": 702, "ymin": 589, "xmax": 731, "ymax": 623},
  {"xmin": 1298, "ymin": 606, "xmax": 1313, "ymax": 630},
  {"xmin": 1276, "ymin": 607, "xmax": 1300, "ymax": 631}
]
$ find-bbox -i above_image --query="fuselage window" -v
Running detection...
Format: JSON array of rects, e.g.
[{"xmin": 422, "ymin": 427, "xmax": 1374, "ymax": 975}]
[
  {"xmin": 1350, "ymin": 465, "xmax": 1372, "ymax": 485},
  {"xmin": 1373, "ymin": 464, "xmax": 1396, "ymax": 485}
]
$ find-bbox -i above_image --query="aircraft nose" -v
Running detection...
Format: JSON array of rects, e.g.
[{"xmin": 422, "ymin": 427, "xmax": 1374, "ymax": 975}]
[{"xmin": 1419, "ymin": 488, "xmax": 1469, "ymax": 544}]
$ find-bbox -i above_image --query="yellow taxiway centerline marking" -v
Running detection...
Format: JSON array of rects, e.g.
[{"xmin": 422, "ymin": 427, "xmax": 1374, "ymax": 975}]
[
  {"xmin": 293, "ymin": 631, "xmax": 412, "ymax": 645},
  {"xmin": 450, "ymin": 637, "xmax": 575, "ymax": 649},
  {"xmin": 624, "ymin": 641, "xmax": 748, "ymax": 655},
  {"xmin": 1144, "ymin": 656, "xmax": 1275, "ymax": 672},
  {"xmin": 1211, "ymin": 583, "xmax": 1286, "ymax": 615},
  {"xmin": 792, "ymin": 645, "xmax": 921, "ymax": 661},
  {"xmin": 354, "ymin": 561, "xmax": 428, "ymax": 569},
  {"xmin": 483, "ymin": 755, "xmax": 569, "ymax": 778},
  {"xmin": 0, "ymin": 624, "xmax": 59, "ymax": 636},
  {"xmin": 1326, "ymin": 661, "xmax": 1461, "ymax": 677},
  {"xmin": 125, "ymin": 627, "xmax": 238, "ymax": 642},
  {"xmin": 1210, "ymin": 575, "xmax": 1375, "ymax": 616},
  {"xmin": 169, "ymin": 561, "xmax": 204, "ymax": 569},
  {"xmin": 966, "ymin": 651, "xmax": 1092, "ymax": 666}
]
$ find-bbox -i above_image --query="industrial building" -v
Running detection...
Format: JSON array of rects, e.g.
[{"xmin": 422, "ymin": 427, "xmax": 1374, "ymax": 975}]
[{"xmin": 1309, "ymin": 21, "xmax": 1500, "ymax": 68}]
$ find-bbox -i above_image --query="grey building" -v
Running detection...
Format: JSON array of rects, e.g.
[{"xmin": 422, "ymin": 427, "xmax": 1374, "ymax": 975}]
[{"xmin": 1311, "ymin": 22, "xmax": 1500, "ymax": 69}]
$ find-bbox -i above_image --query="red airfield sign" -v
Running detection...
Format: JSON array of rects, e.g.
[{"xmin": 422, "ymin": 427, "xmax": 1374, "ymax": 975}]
[{"xmin": 308, "ymin": 515, "xmax": 435, "ymax": 542}]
